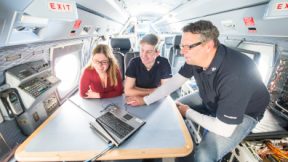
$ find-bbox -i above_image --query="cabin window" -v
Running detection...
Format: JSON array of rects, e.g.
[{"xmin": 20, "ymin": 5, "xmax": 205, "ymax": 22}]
[
  {"xmin": 237, "ymin": 42, "xmax": 275, "ymax": 86},
  {"xmin": 50, "ymin": 43, "xmax": 83, "ymax": 103}
]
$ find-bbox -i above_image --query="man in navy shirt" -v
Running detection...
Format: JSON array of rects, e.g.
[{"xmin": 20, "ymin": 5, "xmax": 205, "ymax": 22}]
[
  {"xmin": 126, "ymin": 20, "xmax": 270, "ymax": 161},
  {"xmin": 125, "ymin": 34, "xmax": 172, "ymax": 98}
]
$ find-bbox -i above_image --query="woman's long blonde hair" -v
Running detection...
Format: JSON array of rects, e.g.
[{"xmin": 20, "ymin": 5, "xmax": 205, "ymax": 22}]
[{"xmin": 86, "ymin": 44, "xmax": 120, "ymax": 87}]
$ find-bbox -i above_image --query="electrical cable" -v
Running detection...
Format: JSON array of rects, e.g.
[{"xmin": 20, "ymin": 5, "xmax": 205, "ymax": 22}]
[
  {"xmin": 84, "ymin": 142, "xmax": 115, "ymax": 162},
  {"xmin": 68, "ymin": 99, "xmax": 117, "ymax": 161}
]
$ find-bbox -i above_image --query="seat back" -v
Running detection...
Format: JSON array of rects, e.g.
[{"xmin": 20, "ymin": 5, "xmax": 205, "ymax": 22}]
[
  {"xmin": 168, "ymin": 35, "xmax": 185, "ymax": 74},
  {"xmin": 110, "ymin": 38, "xmax": 132, "ymax": 79},
  {"xmin": 159, "ymin": 41, "xmax": 165, "ymax": 57},
  {"xmin": 110, "ymin": 38, "xmax": 131, "ymax": 54},
  {"xmin": 164, "ymin": 37, "xmax": 173, "ymax": 60},
  {"xmin": 113, "ymin": 52, "xmax": 125, "ymax": 80},
  {"xmin": 124, "ymin": 52, "xmax": 140, "ymax": 71}
]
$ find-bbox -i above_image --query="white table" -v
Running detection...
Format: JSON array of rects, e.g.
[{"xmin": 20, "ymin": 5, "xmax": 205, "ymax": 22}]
[{"xmin": 15, "ymin": 94, "xmax": 192, "ymax": 161}]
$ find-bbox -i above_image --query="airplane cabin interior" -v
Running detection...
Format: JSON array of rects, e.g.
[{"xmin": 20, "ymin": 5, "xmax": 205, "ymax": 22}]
[{"xmin": 0, "ymin": 0, "xmax": 288, "ymax": 161}]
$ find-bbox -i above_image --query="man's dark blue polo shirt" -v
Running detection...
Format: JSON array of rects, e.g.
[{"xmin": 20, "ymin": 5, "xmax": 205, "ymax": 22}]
[
  {"xmin": 126, "ymin": 56, "xmax": 172, "ymax": 88},
  {"xmin": 179, "ymin": 44, "xmax": 270, "ymax": 124}
]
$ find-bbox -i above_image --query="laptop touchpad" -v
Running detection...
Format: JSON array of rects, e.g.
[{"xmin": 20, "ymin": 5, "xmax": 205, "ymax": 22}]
[{"xmin": 123, "ymin": 114, "xmax": 133, "ymax": 120}]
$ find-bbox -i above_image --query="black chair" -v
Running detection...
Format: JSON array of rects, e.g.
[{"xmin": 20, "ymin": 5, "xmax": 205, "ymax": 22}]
[
  {"xmin": 110, "ymin": 38, "xmax": 132, "ymax": 79},
  {"xmin": 124, "ymin": 52, "xmax": 139, "ymax": 71},
  {"xmin": 113, "ymin": 52, "xmax": 125, "ymax": 80},
  {"xmin": 110, "ymin": 38, "xmax": 131, "ymax": 54},
  {"xmin": 168, "ymin": 35, "xmax": 184, "ymax": 75},
  {"xmin": 159, "ymin": 41, "xmax": 165, "ymax": 57},
  {"xmin": 163, "ymin": 36, "xmax": 174, "ymax": 60}
]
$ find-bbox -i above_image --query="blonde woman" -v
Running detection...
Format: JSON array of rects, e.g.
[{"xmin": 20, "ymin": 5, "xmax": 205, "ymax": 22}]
[{"xmin": 79, "ymin": 44, "xmax": 123, "ymax": 98}]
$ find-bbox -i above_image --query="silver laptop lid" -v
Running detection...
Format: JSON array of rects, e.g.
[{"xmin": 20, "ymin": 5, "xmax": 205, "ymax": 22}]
[{"xmin": 90, "ymin": 104, "xmax": 145, "ymax": 146}]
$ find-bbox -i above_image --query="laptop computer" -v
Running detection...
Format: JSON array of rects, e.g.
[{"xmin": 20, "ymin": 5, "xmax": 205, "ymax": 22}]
[{"xmin": 90, "ymin": 104, "xmax": 145, "ymax": 147}]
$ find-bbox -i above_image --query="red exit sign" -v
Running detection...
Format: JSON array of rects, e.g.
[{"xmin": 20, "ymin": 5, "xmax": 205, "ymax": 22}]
[
  {"xmin": 48, "ymin": 1, "xmax": 73, "ymax": 12},
  {"xmin": 275, "ymin": 2, "xmax": 288, "ymax": 10}
]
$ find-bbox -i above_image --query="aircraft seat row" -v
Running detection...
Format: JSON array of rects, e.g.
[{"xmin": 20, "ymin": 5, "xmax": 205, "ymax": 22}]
[
  {"xmin": 110, "ymin": 38, "xmax": 139, "ymax": 79},
  {"xmin": 124, "ymin": 51, "xmax": 140, "ymax": 70},
  {"xmin": 161, "ymin": 35, "xmax": 185, "ymax": 75},
  {"xmin": 169, "ymin": 35, "xmax": 186, "ymax": 75},
  {"xmin": 161, "ymin": 36, "xmax": 173, "ymax": 59},
  {"xmin": 110, "ymin": 38, "xmax": 132, "ymax": 54},
  {"xmin": 110, "ymin": 35, "xmax": 185, "ymax": 80}
]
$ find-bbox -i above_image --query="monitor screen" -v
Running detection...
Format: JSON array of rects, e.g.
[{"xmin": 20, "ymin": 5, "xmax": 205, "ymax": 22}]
[{"xmin": 51, "ymin": 43, "xmax": 83, "ymax": 102}]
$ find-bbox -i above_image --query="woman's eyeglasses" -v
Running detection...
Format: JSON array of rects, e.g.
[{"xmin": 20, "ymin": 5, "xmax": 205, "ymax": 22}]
[{"xmin": 94, "ymin": 60, "xmax": 110, "ymax": 66}]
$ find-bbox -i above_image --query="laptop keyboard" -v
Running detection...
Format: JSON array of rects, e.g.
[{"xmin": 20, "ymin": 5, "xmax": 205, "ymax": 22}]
[{"xmin": 97, "ymin": 112, "xmax": 134, "ymax": 139}]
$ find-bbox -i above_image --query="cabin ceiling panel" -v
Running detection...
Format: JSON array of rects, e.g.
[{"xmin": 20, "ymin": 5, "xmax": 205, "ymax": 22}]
[
  {"xmin": 0, "ymin": 0, "xmax": 125, "ymax": 47},
  {"xmin": 38, "ymin": 9, "xmax": 123, "ymax": 41},
  {"xmin": 115, "ymin": 0, "xmax": 188, "ymax": 22},
  {"xmin": 156, "ymin": 4, "xmax": 288, "ymax": 38},
  {"xmin": 0, "ymin": 0, "xmax": 32, "ymax": 11},
  {"xmin": 203, "ymin": 5, "xmax": 288, "ymax": 37},
  {"xmin": 76, "ymin": 0, "xmax": 129, "ymax": 24},
  {"xmin": 154, "ymin": 0, "xmax": 269, "ymax": 26},
  {"xmin": 0, "ymin": 0, "xmax": 79, "ymax": 47},
  {"xmin": 122, "ymin": 0, "xmax": 183, "ymax": 16},
  {"xmin": 25, "ymin": 0, "xmax": 78, "ymax": 21},
  {"xmin": 77, "ymin": 9, "xmax": 123, "ymax": 35},
  {"xmin": 37, "ymin": 21, "xmax": 75, "ymax": 41}
]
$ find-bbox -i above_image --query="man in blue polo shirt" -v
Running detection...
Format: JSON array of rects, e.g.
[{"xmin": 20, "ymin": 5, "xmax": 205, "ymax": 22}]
[
  {"xmin": 126, "ymin": 20, "xmax": 270, "ymax": 161},
  {"xmin": 124, "ymin": 34, "xmax": 172, "ymax": 98}
]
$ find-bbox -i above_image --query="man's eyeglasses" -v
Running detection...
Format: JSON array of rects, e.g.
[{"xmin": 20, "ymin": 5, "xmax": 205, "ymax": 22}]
[
  {"xmin": 180, "ymin": 42, "xmax": 202, "ymax": 50},
  {"xmin": 94, "ymin": 60, "xmax": 110, "ymax": 66}
]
